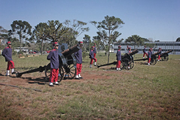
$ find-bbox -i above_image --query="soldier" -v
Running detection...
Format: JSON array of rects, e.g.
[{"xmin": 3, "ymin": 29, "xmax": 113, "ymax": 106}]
[
  {"xmin": 47, "ymin": 42, "xmax": 59, "ymax": 86},
  {"xmin": 2, "ymin": 41, "xmax": 16, "ymax": 76},
  {"xmin": 158, "ymin": 48, "xmax": 162, "ymax": 61},
  {"xmin": 89, "ymin": 46, "xmax": 97, "ymax": 68},
  {"xmin": 148, "ymin": 48, "xmax": 152, "ymax": 65},
  {"xmin": 74, "ymin": 41, "xmax": 83, "ymax": 79},
  {"xmin": 93, "ymin": 43, "xmax": 97, "ymax": 66},
  {"xmin": 116, "ymin": 45, "xmax": 121, "ymax": 71},
  {"xmin": 143, "ymin": 45, "xmax": 148, "ymax": 58}
]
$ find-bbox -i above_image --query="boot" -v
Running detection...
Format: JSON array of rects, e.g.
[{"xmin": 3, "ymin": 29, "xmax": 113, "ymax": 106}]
[
  {"xmin": 6, "ymin": 70, "xmax": 10, "ymax": 76},
  {"xmin": 94, "ymin": 62, "xmax": 96, "ymax": 66},
  {"xmin": 49, "ymin": 82, "xmax": 54, "ymax": 87},
  {"xmin": 54, "ymin": 82, "xmax": 59, "ymax": 85},
  {"xmin": 75, "ymin": 75, "xmax": 80, "ymax": 79},
  {"xmin": 11, "ymin": 69, "xmax": 16, "ymax": 74},
  {"xmin": 79, "ymin": 74, "xmax": 83, "ymax": 79}
]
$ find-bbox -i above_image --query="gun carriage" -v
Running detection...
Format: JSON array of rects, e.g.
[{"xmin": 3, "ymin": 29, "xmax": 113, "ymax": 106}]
[
  {"xmin": 134, "ymin": 51, "xmax": 161, "ymax": 65},
  {"xmin": 160, "ymin": 50, "xmax": 172, "ymax": 61},
  {"xmin": 16, "ymin": 43, "xmax": 80, "ymax": 82},
  {"xmin": 97, "ymin": 49, "xmax": 138, "ymax": 70}
]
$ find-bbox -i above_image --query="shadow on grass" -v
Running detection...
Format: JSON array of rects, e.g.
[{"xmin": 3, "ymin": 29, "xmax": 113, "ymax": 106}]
[
  {"xmin": 0, "ymin": 73, "xmax": 4, "ymax": 76},
  {"xmin": 10, "ymin": 75, "xmax": 48, "ymax": 85},
  {"xmin": 15, "ymin": 67, "xmax": 38, "ymax": 71}
]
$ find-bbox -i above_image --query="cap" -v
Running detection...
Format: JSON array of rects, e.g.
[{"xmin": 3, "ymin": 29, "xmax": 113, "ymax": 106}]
[
  {"xmin": 53, "ymin": 42, "xmax": 59, "ymax": 46},
  {"xmin": 7, "ymin": 41, "xmax": 11, "ymax": 45},
  {"xmin": 118, "ymin": 45, "xmax": 121, "ymax": 48},
  {"xmin": 79, "ymin": 41, "xmax": 83, "ymax": 44}
]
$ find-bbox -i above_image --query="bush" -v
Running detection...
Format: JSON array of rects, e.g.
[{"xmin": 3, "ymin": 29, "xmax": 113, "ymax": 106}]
[{"xmin": 82, "ymin": 51, "xmax": 88, "ymax": 58}]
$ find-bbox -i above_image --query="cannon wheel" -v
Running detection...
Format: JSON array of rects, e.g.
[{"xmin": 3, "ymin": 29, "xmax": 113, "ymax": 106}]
[
  {"xmin": 129, "ymin": 60, "xmax": 134, "ymax": 69},
  {"xmin": 162, "ymin": 55, "xmax": 169, "ymax": 61},
  {"xmin": 45, "ymin": 64, "xmax": 64, "ymax": 82},
  {"xmin": 64, "ymin": 64, "xmax": 76, "ymax": 79},
  {"xmin": 151, "ymin": 58, "xmax": 157, "ymax": 65}
]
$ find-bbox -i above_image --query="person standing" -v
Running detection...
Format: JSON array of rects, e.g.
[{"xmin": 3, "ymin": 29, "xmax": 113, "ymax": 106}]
[
  {"xmin": 93, "ymin": 43, "xmax": 97, "ymax": 66},
  {"xmin": 2, "ymin": 41, "xmax": 15, "ymax": 76},
  {"xmin": 143, "ymin": 45, "xmax": 148, "ymax": 58},
  {"xmin": 74, "ymin": 41, "xmax": 83, "ymax": 79},
  {"xmin": 148, "ymin": 48, "xmax": 152, "ymax": 65},
  {"xmin": 47, "ymin": 42, "xmax": 59, "ymax": 86},
  {"xmin": 89, "ymin": 46, "xmax": 97, "ymax": 68},
  {"xmin": 116, "ymin": 45, "xmax": 121, "ymax": 71},
  {"xmin": 158, "ymin": 48, "xmax": 162, "ymax": 61}
]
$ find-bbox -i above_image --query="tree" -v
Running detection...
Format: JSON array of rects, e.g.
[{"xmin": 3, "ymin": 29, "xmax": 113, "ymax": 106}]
[
  {"xmin": 10, "ymin": 20, "xmax": 32, "ymax": 51},
  {"xmin": 0, "ymin": 26, "xmax": 8, "ymax": 40},
  {"xmin": 46, "ymin": 20, "xmax": 69, "ymax": 43},
  {"xmin": 125, "ymin": 35, "xmax": 145, "ymax": 48},
  {"xmin": 33, "ymin": 22, "xmax": 49, "ymax": 54},
  {"xmin": 83, "ymin": 34, "xmax": 91, "ymax": 51},
  {"xmin": 176, "ymin": 37, "xmax": 180, "ymax": 42},
  {"xmin": 64, "ymin": 20, "xmax": 89, "ymax": 46},
  {"xmin": 91, "ymin": 16, "xmax": 124, "ymax": 63}
]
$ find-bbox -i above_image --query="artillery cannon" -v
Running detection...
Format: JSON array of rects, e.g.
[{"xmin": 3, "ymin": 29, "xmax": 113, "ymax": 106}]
[
  {"xmin": 97, "ymin": 49, "xmax": 138, "ymax": 70},
  {"xmin": 160, "ymin": 50, "xmax": 172, "ymax": 61},
  {"xmin": 134, "ymin": 51, "xmax": 161, "ymax": 65},
  {"xmin": 16, "ymin": 43, "xmax": 80, "ymax": 82}
]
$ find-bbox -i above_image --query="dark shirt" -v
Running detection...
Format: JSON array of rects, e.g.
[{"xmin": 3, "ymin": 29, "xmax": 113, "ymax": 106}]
[
  {"xmin": 89, "ymin": 50, "xmax": 94, "ymax": 59},
  {"xmin": 116, "ymin": 50, "xmax": 121, "ymax": 60},
  {"xmin": 143, "ymin": 48, "xmax": 146, "ymax": 53},
  {"xmin": 74, "ymin": 49, "xmax": 82, "ymax": 64},
  {"xmin": 158, "ymin": 49, "xmax": 162, "ymax": 55},
  {"xmin": 2, "ymin": 47, "xmax": 12, "ymax": 62},
  {"xmin": 47, "ymin": 49, "xmax": 59, "ymax": 69},
  {"xmin": 93, "ymin": 46, "xmax": 97, "ymax": 54},
  {"xmin": 148, "ymin": 51, "xmax": 152, "ymax": 58}
]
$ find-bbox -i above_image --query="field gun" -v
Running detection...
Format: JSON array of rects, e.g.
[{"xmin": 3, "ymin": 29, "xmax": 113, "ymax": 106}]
[
  {"xmin": 134, "ymin": 51, "xmax": 161, "ymax": 65},
  {"xmin": 16, "ymin": 43, "xmax": 80, "ymax": 82},
  {"xmin": 160, "ymin": 50, "xmax": 173, "ymax": 61},
  {"xmin": 97, "ymin": 49, "xmax": 138, "ymax": 70}
]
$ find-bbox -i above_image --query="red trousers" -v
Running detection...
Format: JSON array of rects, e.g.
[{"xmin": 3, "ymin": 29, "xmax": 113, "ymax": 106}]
[
  {"xmin": 90, "ymin": 58, "xmax": 97, "ymax": 64},
  {"xmin": 94, "ymin": 53, "xmax": 96, "ymax": 58},
  {"xmin": 116, "ymin": 60, "xmax": 121, "ymax": 68},
  {"xmin": 143, "ymin": 52, "xmax": 148, "ymax": 57},
  {"xmin": 49, "ymin": 69, "xmax": 59, "ymax": 83},
  {"xmin": 158, "ymin": 55, "xmax": 161, "ymax": 60},
  {"xmin": 148, "ymin": 58, "xmax": 151, "ymax": 63},
  {"xmin": 76, "ymin": 63, "xmax": 82, "ymax": 75},
  {"xmin": 7, "ymin": 60, "xmax": 15, "ymax": 70}
]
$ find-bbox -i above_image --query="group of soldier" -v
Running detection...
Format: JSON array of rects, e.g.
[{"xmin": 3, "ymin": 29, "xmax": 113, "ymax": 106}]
[{"xmin": 2, "ymin": 41, "xmax": 162, "ymax": 86}]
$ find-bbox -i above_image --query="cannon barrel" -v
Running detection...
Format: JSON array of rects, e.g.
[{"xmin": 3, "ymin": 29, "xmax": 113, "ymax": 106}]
[
  {"xmin": 16, "ymin": 66, "xmax": 47, "ymax": 77},
  {"xmin": 160, "ymin": 50, "xmax": 173, "ymax": 57},
  {"xmin": 97, "ymin": 61, "xmax": 117, "ymax": 68},
  {"xmin": 122, "ymin": 49, "xmax": 138, "ymax": 59},
  {"xmin": 134, "ymin": 51, "xmax": 161, "ymax": 61},
  {"xmin": 61, "ymin": 45, "xmax": 80, "ymax": 57}
]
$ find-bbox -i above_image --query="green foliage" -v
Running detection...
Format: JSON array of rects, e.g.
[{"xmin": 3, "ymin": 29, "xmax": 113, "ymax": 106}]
[
  {"xmin": 82, "ymin": 51, "xmax": 88, "ymax": 58},
  {"xmin": 176, "ymin": 37, "xmax": 180, "ymax": 42}
]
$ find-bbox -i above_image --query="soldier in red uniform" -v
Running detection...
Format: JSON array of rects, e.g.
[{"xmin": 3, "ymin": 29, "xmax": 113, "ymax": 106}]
[
  {"xmin": 89, "ymin": 46, "xmax": 97, "ymax": 68},
  {"xmin": 47, "ymin": 42, "xmax": 59, "ymax": 86},
  {"xmin": 143, "ymin": 45, "xmax": 148, "ymax": 58},
  {"xmin": 93, "ymin": 43, "xmax": 97, "ymax": 66},
  {"xmin": 158, "ymin": 48, "xmax": 162, "ymax": 61},
  {"xmin": 116, "ymin": 45, "xmax": 121, "ymax": 71},
  {"xmin": 2, "ymin": 41, "xmax": 15, "ymax": 76},
  {"xmin": 148, "ymin": 48, "xmax": 152, "ymax": 65},
  {"xmin": 74, "ymin": 41, "xmax": 83, "ymax": 79}
]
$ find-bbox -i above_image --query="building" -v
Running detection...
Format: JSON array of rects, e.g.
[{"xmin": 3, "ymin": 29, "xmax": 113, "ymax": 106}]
[
  {"xmin": 114, "ymin": 41, "xmax": 180, "ymax": 54},
  {"xmin": 14, "ymin": 47, "xmax": 29, "ymax": 54}
]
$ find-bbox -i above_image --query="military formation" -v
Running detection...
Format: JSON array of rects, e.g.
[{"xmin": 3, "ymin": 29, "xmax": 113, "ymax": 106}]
[{"xmin": 2, "ymin": 41, "xmax": 172, "ymax": 86}]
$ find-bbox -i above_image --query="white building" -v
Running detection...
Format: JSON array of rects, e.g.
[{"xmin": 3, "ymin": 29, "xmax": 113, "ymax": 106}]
[{"xmin": 114, "ymin": 41, "xmax": 180, "ymax": 54}]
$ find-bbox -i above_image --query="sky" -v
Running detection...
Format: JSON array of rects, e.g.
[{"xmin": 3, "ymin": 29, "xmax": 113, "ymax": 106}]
[{"xmin": 0, "ymin": 0, "xmax": 180, "ymax": 42}]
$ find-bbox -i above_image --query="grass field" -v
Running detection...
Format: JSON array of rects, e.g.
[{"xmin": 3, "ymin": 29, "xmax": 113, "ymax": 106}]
[{"xmin": 0, "ymin": 53, "xmax": 180, "ymax": 119}]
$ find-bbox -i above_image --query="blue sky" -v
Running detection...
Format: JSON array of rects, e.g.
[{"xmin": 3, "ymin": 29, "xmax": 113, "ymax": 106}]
[{"xmin": 0, "ymin": 0, "xmax": 179, "ymax": 41}]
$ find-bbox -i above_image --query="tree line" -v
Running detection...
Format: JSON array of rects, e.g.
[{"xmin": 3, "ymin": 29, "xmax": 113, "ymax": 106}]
[{"xmin": 1, "ymin": 15, "xmax": 179, "ymax": 63}]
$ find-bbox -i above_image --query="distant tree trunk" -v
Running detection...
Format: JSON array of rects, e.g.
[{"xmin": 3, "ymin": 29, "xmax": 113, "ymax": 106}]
[{"xmin": 41, "ymin": 40, "xmax": 44, "ymax": 55}]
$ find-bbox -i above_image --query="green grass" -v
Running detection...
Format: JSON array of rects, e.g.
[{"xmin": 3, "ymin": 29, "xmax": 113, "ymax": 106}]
[{"xmin": 0, "ymin": 53, "xmax": 180, "ymax": 119}]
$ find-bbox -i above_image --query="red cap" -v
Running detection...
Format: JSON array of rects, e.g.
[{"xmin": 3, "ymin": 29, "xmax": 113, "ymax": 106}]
[
  {"xmin": 79, "ymin": 41, "xmax": 83, "ymax": 44},
  {"xmin": 53, "ymin": 42, "xmax": 59, "ymax": 46},
  {"xmin": 118, "ymin": 45, "xmax": 121, "ymax": 48},
  {"xmin": 7, "ymin": 41, "xmax": 11, "ymax": 45}
]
